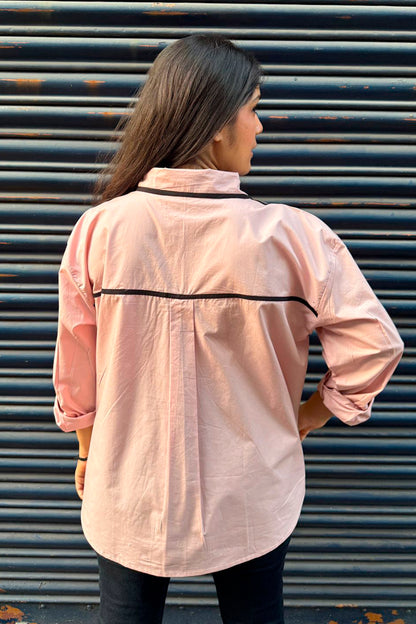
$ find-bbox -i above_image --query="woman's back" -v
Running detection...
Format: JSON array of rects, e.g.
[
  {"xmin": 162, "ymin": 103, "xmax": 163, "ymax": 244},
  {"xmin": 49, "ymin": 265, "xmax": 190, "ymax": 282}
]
[{"xmin": 55, "ymin": 166, "xmax": 402, "ymax": 578}]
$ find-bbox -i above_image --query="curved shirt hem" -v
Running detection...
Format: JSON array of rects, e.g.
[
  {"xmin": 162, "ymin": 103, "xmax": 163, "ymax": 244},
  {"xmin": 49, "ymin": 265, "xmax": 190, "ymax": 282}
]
[{"xmin": 81, "ymin": 478, "xmax": 305, "ymax": 578}]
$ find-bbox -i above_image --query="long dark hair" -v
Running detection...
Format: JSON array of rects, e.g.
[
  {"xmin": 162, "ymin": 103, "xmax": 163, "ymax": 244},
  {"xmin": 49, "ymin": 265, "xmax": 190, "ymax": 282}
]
[{"xmin": 94, "ymin": 35, "xmax": 262, "ymax": 204}]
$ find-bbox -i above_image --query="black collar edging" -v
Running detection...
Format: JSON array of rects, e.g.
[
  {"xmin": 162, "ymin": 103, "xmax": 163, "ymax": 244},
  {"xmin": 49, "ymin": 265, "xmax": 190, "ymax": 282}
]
[{"xmin": 136, "ymin": 186, "xmax": 250, "ymax": 200}]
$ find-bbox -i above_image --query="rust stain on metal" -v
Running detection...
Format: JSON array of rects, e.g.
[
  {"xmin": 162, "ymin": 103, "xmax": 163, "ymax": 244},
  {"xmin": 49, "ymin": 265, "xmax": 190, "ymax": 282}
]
[
  {"xmin": 328, "ymin": 621, "xmax": 339, "ymax": 624},
  {"xmin": 311, "ymin": 138, "xmax": 347, "ymax": 143},
  {"xmin": 84, "ymin": 80, "xmax": 105, "ymax": 87},
  {"xmin": 387, "ymin": 620, "xmax": 405, "ymax": 624},
  {"xmin": 270, "ymin": 115, "xmax": 289, "ymax": 119},
  {"xmin": 0, "ymin": 274, "xmax": 16, "ymax": 277},
  {"xmin": 0, "ymin": 604, "xmax": 25, "ymax": 621},
  {"xmin": 363, "ymin": 86, "xmax": 369, "ymax": 89},
  {"xmin": 339, "ymin": 15, "xmax": 352, "ymax": 19},
  {"xmin": 144, "ymin": 11, "xmax": 188, "ymax": 16},
  {"xmin": 2, "ymin": 195, "xmax": 61, "ymax": 200},
  {"xmin": 365, "ymin": 614, "xmax": 384, "ymax": 623},
  {"xmin": 320, "ymin": 116, "xmax": 337, "ymax": 120},
  {"xmin": 1, "ymin": 78, "xmax": 45, "ymax": 85},
  {"xmin": 1, "ymin": 7, "xmax": 53, "ymax": 13},
  {"xmin": 404, "ymin": 117, "xmax": 416, "ymax": 121},
  {"xmin": 88, "ymin": 111, "xmax": 128, "ymax": 117},
  {"xmin": 6, "ymin": 132, "xmax": 52, "ymax": 138}
]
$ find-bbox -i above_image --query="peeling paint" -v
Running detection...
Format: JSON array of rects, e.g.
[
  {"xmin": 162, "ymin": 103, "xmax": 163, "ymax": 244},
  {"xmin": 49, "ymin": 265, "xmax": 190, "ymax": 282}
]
[
  {"xmin": 0, "ymin": 604, "xmax": 25, "ymax": 621},
  {"xmin": 365, "ymin": 614, "xmax": 384, "ymax": 624},
  {"xmin": 355, "ymin": 614, "xmax": 408, "ymax": 624}
]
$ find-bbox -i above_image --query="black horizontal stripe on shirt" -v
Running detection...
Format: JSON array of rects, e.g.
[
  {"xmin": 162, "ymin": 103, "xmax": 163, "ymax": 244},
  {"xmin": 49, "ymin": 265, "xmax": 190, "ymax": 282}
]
[
  {"xmin": 93, "ymin": 288, "xmax": 318, "ymax": 316},
  {"xmin": 136, "ymin": 186, "xmax": 251, "ymax": 200}
]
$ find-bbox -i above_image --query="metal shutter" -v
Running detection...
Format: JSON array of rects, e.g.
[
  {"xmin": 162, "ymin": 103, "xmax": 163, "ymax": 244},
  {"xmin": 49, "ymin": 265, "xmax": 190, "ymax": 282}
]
[{"xmin": 0, "ymin": 0, "xmax": 414, "ymax": 612}]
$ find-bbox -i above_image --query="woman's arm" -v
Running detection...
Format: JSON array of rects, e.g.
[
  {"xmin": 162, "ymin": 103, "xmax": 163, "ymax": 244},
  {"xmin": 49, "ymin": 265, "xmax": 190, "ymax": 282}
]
[
  {"xmin": 75, "ymin": 425, "xmax": 93, "ymax": 500},
  {"xmin": 53, "ymin": 215, "xmax": 98, "ymax": 499},
  {"xmin": 77, "ymin": 425, "xmax": 93, "ymax": 458},
  {"xmin": 313, "ymin": 236, "xmax": 403, "ymax": 426},
  {"xmin": 298, "ymin": 391, "xmax": 332, "ymax": 440}
]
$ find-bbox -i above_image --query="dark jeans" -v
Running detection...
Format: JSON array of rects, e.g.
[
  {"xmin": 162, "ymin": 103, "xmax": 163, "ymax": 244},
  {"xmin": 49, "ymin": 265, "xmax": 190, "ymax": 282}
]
[{"xmin": 97, "ymin": 536, "xmax": 291, "ymax": 624}]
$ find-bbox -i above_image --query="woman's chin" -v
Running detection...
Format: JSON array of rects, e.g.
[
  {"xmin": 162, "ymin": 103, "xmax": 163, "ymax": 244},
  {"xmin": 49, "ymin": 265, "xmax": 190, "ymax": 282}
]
[{"xmin": 239, "ymin": 163, "xmax": 252, "ymax": 176}]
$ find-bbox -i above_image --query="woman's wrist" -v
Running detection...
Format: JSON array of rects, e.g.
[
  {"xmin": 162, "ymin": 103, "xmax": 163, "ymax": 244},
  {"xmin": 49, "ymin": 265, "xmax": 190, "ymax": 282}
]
[{"xmin": 76, "ymin": 425, "xmax": 93, "ymax": 459}]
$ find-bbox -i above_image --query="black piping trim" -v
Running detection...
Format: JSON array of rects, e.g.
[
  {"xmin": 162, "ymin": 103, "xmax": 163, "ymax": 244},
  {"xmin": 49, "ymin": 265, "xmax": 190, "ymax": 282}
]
[
  {"xmin": 93, "ymin": 288, "xmax": 318, "ymax": 316},
  {"xmin": 136, "ymin": 186, "xmax": 251, "ymax": 200}
]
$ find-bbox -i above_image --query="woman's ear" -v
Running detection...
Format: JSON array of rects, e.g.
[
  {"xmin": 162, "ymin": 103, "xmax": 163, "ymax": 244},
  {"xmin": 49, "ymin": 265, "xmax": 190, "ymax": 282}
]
[{"xmin": 213, "ymin": 127, "xmax": 226, "ymax": 143}]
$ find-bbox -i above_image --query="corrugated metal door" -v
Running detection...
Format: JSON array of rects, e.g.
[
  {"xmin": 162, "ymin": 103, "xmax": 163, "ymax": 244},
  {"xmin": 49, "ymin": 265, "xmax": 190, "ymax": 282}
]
[{"xmin": 0, "ymin": 0, "xmax": 414, "ymax": 610}]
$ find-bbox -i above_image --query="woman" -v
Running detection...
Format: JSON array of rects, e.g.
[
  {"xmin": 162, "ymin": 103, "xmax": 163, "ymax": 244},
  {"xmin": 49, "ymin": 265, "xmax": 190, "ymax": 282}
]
[{"xmin": 53, "ymin": 35, "xmax": 403, "ymax": 624}]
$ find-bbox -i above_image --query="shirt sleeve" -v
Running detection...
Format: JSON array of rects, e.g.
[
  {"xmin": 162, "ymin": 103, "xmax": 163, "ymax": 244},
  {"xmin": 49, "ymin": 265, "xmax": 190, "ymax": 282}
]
[
  {"xmin": 53, "ymin": 229, "xmax": 97, "ymax": 433},
  {"xmin": 314, "ymin": 235, "xmax": 404, "ymax": 426}
]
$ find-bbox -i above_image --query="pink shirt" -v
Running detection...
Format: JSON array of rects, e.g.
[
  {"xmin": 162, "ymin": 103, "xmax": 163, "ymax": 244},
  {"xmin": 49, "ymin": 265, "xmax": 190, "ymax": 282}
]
[{"xmin": 53, "ymin": 167, "xmax": 403, "ymax": 577}]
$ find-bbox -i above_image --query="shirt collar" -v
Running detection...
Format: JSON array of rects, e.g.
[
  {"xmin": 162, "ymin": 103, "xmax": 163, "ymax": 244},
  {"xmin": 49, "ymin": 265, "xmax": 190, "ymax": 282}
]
[{"xmin": 138, "ymin": 167, "xmax": 245, "ymax": 196}]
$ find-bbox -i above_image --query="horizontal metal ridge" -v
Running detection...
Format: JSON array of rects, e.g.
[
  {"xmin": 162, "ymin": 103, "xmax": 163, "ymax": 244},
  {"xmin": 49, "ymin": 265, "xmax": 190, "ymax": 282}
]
[
  {"xmin": 2, "ymin": 73, "xmax": 416, "ymax": 100},
  {"xmin": 1, "ymin": 2, "xmax": 416, "ymax": 29},
  {"xmin": 2, "ymin": 37, "xmax": 416, "ymax": 68}
]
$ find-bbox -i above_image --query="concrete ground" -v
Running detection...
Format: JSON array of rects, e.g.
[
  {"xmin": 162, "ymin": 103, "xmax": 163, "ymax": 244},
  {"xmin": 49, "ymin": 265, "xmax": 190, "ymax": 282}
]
[{"xmin": 0, "ymin": 603, "xmax": 414, "ymax": 623}]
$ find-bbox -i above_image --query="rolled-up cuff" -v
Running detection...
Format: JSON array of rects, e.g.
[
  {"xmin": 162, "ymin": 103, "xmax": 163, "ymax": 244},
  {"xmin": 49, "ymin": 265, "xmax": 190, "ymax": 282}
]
[
  {"xmin": 54, "ymin": 398, "xmax": 96, "ymax": 432},
  {"xmin": 318, "ymin": 372, "xmax": 373, "ymax": 426}
]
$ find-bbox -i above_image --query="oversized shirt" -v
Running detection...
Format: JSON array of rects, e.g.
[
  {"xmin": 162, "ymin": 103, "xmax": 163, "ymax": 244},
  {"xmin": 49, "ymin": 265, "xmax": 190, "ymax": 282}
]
[{"xmin": 53, "ymin": 167, "xmax": 403, "ymax": 577}]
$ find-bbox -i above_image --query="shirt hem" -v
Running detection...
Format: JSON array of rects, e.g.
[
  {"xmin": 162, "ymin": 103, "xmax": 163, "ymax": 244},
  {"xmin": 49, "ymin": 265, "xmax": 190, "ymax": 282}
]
[{"xmin": 81, "ymin": 480, "xmax": 305, "ymax": 578}]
